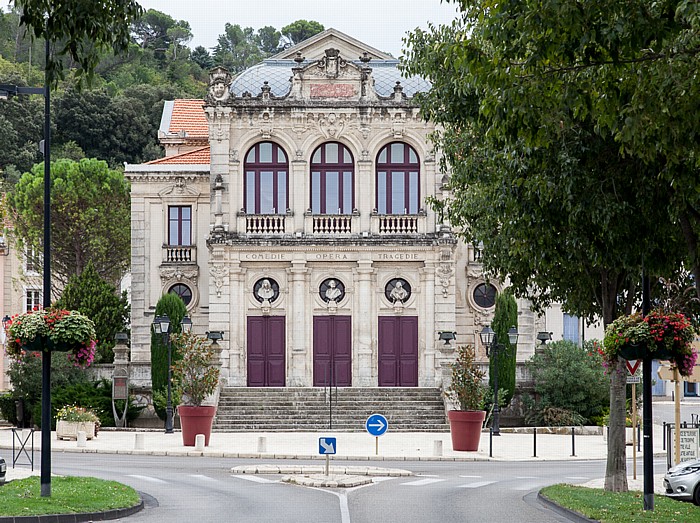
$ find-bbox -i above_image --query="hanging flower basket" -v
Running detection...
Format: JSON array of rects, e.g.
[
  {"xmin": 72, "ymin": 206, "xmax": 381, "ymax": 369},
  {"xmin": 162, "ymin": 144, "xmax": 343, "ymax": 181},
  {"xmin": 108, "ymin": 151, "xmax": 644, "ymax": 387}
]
[
  {"xmin": 603, "ymin": 311, "xmax": 697, "ymax": 376},
  {"xmin": 4, "ymin": 308, "xmax": 97, "ymax": 368}
]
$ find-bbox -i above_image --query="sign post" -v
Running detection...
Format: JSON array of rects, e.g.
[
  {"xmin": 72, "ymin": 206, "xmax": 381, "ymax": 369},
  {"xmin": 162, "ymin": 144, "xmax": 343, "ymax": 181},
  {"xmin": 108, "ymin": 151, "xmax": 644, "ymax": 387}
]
[
  {"xmin": 318, "ymin": 437, "xmax": 336, "ymax": 476},
  {"xmin": 365, "ymin": 413, "xmax": 388, "ymax": 456},
  {"xmin": 626, "ymin": 360, "xmax": 641, "ymax": 480}
]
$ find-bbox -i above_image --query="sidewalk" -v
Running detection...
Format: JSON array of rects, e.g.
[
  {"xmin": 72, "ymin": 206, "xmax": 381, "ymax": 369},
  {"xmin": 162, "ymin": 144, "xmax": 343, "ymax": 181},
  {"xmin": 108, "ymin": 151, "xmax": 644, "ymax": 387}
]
[{"xmin": 1, "ymin": 423, "xmax": 669, "ymax": 484}]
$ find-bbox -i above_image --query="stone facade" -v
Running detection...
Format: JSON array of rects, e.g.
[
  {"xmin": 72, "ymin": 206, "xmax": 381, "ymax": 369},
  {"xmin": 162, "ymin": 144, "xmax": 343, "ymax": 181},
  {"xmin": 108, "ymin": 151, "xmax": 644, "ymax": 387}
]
[{"xmin": 125, "ymin": 30, "xmax": 591, "ymax": 392}]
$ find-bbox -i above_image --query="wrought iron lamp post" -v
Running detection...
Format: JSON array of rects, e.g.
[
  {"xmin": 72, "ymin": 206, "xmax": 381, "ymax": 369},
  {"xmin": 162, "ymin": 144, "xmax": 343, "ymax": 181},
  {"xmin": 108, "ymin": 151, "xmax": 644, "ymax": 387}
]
[
  {"xmin": 479, "ymin": 325, "xmax": 519, "ymax": 436},
  {"xmin": 152, "ymin": 315, "xmax": 192, "ymax": 433}
]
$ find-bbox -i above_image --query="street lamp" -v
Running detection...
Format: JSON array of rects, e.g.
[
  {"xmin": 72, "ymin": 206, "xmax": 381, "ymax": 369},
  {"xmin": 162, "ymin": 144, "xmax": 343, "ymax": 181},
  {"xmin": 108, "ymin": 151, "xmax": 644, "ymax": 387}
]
[
  {"xmin": 479, "ymin": 325, "xmax": 519, "ymax": 436},
  {"xmin": 152, "ymin": 314, "xmax": 191, "ymax": 433}
]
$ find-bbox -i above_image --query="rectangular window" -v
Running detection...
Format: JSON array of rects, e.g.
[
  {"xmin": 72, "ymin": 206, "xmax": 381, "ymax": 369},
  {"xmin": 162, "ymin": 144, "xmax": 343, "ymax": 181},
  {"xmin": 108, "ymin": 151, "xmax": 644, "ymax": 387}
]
[
  {"xmin": 312, "ymin": 171, "xmax": 321, "ymax": 213},
  {"xmin": 392, "ymin": 172, "xmax": 405, "ymax": 214},
  {"xmin": 246, "ymin": 172, "xmax": 256, "ymax": 212},
  {"xmin": 377, "ymin": 172, "xmax": 387, "ymax": 214},
  {"xmin": 409, "ymin": 172, "xmax": 419, "ymax": 214},
  {"xmin": 26, "ymin": 289, "xmax": 41, "ymax": 312},
  {"xmin": 260, "ymin": 171, "xmax": 274, "ymax": 213},
  {"xmin": 277, "ymin": 172, "xmax": 287, "ymax": 213},
  {"xmin": 326, "ymin": 172, "xmax": 339, "ymax": 214},
  {"xmin": 563, "ymin": 314, "xmax": 579, "ymax": 343},
  {"xmin": 25, "ymin": 246, "xmax": 38, "ymax": 273},
  {"xmin": 168, "ymin": 206, "xmax": 192, "ymax": 246},
  {"xmin": 342, "ymin": 172, "xmax": 352, "ymax": 213}
]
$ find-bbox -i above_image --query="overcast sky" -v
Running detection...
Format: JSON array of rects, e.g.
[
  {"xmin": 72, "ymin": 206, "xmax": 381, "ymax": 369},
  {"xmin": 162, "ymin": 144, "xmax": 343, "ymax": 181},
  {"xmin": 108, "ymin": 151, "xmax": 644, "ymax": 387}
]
[{"xmin": 135, "ymin": 0, "xmax": 460, "ymax": 58}]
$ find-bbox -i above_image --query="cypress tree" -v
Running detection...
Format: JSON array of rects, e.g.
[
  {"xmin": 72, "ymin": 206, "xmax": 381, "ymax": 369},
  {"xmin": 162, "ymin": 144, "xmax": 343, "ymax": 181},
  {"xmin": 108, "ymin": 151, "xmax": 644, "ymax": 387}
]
[{"xmin": 491, "ymin": 290, "xmax": 518, "ymax": 405}]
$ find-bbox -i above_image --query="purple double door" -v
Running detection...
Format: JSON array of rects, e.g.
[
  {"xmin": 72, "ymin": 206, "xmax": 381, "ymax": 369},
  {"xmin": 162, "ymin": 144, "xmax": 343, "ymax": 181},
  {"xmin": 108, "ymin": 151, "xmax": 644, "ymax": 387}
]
[
  {"xmin": 247, "ymin": 316, "xmax": 286, "ymax": 387},
  {"xmin": 378, "ymin": 316, "xmax": 418, "ymax": 387},
  {"xmin": 313, "ymin": 316, "xmax": 352, "ymax": 387}
]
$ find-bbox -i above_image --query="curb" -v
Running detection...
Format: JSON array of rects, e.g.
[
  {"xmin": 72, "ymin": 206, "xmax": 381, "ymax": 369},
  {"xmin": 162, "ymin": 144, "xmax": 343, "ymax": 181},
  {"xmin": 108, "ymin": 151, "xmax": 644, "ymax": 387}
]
[
  {"xmin": 536, "ymin": 491, "xmax": 596, "ymax": 523},
  {"xmin": 0, "ymin": 498, "xmax": 144, "ymax": 523}
]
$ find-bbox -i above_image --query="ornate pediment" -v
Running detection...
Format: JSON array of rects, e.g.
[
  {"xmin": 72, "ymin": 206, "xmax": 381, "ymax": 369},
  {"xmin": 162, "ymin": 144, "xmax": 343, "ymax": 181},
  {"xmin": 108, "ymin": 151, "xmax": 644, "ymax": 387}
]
[{"xmin": 288, "ymin": 48, "xmax": 376, "ymax": 102}]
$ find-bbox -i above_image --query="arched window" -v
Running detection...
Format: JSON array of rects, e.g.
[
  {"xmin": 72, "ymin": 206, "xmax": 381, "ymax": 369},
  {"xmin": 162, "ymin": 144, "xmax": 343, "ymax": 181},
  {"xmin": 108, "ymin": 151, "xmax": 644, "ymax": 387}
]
[
  {"xmin": 244, "ymin": 142, "xmax": 288, "ymax": 214},
  {"xmin": 169, "ymin": 283, "xmax": 193, "ymax": 306},
  {"xmin": 310, "ymin": 142, "xmax": 354, "ymax": 215},
  {"xmin": 376, "ymin": 142, "xmax": 420, "ymax": 215}
]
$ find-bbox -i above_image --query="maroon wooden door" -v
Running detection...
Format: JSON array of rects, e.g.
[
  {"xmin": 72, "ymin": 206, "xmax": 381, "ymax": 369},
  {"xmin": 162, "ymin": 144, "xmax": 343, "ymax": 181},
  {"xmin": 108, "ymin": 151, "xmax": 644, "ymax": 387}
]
[
  {"xmin": 313, "ymin": 316, "xmax": 352, "ymax": 387},
  {"xmin": 247, "ymin": 316, "xmax": 286, "ymax": 387},
  {"xmin": 378, "ymin": 316, "xmax": 418, "ymax": 386}
]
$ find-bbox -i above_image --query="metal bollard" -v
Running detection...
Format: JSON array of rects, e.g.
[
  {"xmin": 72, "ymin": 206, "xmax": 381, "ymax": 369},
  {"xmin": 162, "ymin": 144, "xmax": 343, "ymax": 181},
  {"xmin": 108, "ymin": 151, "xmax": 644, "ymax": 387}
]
[
  {"xmin": 571, "ymin": 427, "xmax": 576, "ymax": 457},
  {"xmin": 257, "ymin": 436, "xmax": 267, "ymax": 453},
  {"xmin": 533, "ymin": 427, "xmax": 537, "ymax": 457},
  {"xmin": 195, "ymin": 434, "xmax": 205, "ymax": 451},
  {"xmin": 77, "ymin": 431, "xmax": 87, "ymax": 448},
  {"xmin": 134, "ymin": 433, "xmax": 145, "ymax": 450},
  {"xmin": 663, "ymin": 422, "xmax": 666, "ymax": 450},
  {"xmin": 433, "ymin": 440, "xmax": 443, "ymax": 457},
  {"xmin": 489, "ymin": 428, "xmax": 493, "ymax": 458}
]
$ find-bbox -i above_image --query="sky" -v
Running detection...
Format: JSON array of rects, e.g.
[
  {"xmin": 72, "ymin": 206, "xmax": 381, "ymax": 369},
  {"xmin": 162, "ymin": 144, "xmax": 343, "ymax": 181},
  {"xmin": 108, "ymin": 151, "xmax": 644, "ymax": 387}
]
[{"xmin": 134, "ymin": 0, "xmax": 461, "ymax": 58}]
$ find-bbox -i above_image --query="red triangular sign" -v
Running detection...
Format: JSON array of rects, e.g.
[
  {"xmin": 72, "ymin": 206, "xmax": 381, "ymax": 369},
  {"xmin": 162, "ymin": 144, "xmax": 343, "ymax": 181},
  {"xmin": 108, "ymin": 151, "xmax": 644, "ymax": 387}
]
[{"xmin": 626, "ymin": 360, "xmax": 641, "ymax": 375}]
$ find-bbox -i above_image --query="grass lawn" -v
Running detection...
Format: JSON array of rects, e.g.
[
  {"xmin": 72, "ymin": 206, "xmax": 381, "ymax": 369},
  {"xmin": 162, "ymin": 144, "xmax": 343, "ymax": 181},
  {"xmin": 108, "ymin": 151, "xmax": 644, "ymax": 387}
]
[
  {"xmin": 0, "ymin": 476, "xmax": 140, "ymax": 517},
  {"xmin": 541, "ymin": 484, "xmax": 700, "ymax": 523}
]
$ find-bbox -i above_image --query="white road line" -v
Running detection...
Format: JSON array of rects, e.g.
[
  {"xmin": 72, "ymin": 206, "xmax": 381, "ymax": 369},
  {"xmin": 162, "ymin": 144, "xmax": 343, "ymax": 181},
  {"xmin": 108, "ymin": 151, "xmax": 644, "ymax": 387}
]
[
  {"xmin": 371, "ymin": 477, "xmax": 396, "ymax": 483},
  {"xmin": 190, "ymin": 474, "xmax": 217, "ymax": 482},
  {"xmin": 516, "ymin": 476, "xmax": 537, "ymax": 479},
  {"xmin": 401, "ymin": 478, "xmax": 446, "ymax": 486},
  {"xmin": 126, "ymin": 475, "xmax": 168, "ymax": 484},
  {"xmin": 231, "ymin": 474, "xmax": 279, "ymax": 484},
  {"xmin": 416, "ymin": 474, "xmax": 440, "ymax": 477},
  {"xmin": 459, "ymin": 475, "xmax": 482, "ymax": 478},
  {"xmin": 456, "ymin": 480, "xmax": 497, "ymax": 489}
]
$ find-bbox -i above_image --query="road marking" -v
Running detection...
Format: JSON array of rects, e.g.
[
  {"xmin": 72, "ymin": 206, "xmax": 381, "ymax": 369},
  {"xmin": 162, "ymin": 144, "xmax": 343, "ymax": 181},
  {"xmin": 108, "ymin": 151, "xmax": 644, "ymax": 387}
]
[
  {"xmin": 127, "ymin": 475, "xmax": 168, "ymax": 484},
  {"xmin": 372, "ymin": 477, "xmax": 396, "ymax": 483},
  {"xmin": 457, "ymin": 481, "xmax": 496, "ymax": 489},
  {"xmin": 231, "ymin": 474, "xmax": 279, "ymax": 484},
  {"xmin": 459, "ymin": 475, "xmax": 482, "ymax": 478},
  {"xmin": 190, "ymin": 474, "xmax": 217, "ymax": 482},
  {"xmin": 401, "ymin": 478, "xmax": 446, "ymax": 486},
  {"xmin": 516, "ymin": 476, "xmax": 537, "ymax": 479},
  {"xmin": 416, "ymin": 474, "xmax": 440, "ymax": 477}
]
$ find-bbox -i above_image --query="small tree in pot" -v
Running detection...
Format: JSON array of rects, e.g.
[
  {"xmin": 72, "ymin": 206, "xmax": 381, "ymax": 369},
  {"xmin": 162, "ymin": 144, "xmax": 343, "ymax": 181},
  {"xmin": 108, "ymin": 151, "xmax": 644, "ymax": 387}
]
[
  {"xmin": 171, "ymin": 332, "xmax": 221, "ymax": 446},
  {"xmin": 446, "ymin": 344, "xmax": 489, "ymax": 451}
]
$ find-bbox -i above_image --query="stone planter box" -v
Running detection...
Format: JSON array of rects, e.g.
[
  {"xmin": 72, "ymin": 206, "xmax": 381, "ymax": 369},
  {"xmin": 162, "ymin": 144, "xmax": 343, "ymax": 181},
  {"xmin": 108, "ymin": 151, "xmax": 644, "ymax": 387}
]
[{"xmin": 56, "ymin": 420, "xmax": 96, "ymax": 440}]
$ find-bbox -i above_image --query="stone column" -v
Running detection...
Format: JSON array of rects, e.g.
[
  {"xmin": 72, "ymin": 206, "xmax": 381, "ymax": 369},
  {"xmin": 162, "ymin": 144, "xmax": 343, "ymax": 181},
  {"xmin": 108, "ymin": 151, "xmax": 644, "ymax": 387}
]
[
  {"xmin": 288, "ymin": 258, "xmax": 308, "ymax": 386},
  {"xmin": 355, "ymin": 259, "xmax": 374, "ymax": 386},
  {"xmin": 420, "ymin": 263, "xmax": 437, "ymax": 387}
]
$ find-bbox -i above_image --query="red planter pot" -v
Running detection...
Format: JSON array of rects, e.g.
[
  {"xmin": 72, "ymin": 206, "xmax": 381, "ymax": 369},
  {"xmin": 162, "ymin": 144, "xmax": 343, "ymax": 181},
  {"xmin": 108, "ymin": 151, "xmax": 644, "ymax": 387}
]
[
  {"xmin": 448, "ymin": 410, "xmax": 486, "ymax": 451},
  {"xmin": 177, "ymin": 405, "xmax": 216, "ymax": 446}
]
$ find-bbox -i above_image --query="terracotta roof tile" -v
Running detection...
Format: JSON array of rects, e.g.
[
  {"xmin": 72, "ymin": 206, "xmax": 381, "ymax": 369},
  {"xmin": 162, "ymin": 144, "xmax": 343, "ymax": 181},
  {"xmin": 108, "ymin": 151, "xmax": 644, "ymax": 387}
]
[
  {"xmin": 169, "ymin": 99, "xmax": 208, "ymax": 138},
  {"xmin": 147, "ymin": 146, "xmax": 210, "ymax": 165}
]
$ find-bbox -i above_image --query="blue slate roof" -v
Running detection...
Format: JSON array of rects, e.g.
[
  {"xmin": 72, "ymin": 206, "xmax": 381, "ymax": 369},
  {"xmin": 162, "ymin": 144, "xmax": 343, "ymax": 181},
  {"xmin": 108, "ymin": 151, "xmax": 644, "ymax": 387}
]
[{"xmin": 230, "ymin": 59, "xmax": 430, "ymax": 98}]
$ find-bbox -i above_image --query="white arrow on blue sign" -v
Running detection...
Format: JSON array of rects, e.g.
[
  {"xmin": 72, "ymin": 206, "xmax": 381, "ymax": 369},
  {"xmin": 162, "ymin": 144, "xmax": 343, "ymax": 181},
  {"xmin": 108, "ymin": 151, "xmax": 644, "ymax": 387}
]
[
  {"xmin": 365, "ymin": 413, "xmax": 388, "ymax": 436},
  {"xmin": 319, "ymin": 437, "xmax": 336, "ymax": 455}
]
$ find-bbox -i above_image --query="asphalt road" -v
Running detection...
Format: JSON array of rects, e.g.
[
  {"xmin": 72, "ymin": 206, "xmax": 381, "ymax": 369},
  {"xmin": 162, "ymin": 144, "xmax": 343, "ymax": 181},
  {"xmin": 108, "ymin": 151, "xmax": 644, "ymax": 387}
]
[{"xmin": 44, "ymin": 453, "xmax": 630, "ymax": 523}]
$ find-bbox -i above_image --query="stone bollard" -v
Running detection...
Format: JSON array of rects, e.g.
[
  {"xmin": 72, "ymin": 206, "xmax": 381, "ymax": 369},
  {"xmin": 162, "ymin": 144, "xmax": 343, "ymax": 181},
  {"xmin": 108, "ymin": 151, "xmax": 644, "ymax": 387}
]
[
  {"xmin": 195, "ymin": 434, "xmax": 205, "ymax": 451},
  {"xmin": 77, "ymin": 431, "xmax": 87, "ymax": 448},
  {"xmin": 257, "ymin": 436, "xmax": 267, "ymax": 453},
  {"xmin": 433, "ymin": 440, "xmax": 443, "ymax": 457},
  {"xmin": 134, "ymin": 433, "xmax": 145, "ymax": 450}
]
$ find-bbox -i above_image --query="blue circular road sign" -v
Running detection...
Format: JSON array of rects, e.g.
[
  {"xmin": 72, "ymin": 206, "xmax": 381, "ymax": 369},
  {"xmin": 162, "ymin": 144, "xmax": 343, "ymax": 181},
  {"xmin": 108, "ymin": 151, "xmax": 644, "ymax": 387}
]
[{"xmin": 365, "ymin": 413, "xmax": 388, "ymax": 436}]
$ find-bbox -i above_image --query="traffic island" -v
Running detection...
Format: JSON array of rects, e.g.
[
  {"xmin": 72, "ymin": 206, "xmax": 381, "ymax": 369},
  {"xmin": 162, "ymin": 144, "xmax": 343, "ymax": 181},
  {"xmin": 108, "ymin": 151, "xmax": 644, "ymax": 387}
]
[
  {"xmin": 231, "ymin": 464, "xmax": 413, "ymax": 476},
  {"xmin": 282, "ymin": 473, "xmax": 373, "ymax": 488}
]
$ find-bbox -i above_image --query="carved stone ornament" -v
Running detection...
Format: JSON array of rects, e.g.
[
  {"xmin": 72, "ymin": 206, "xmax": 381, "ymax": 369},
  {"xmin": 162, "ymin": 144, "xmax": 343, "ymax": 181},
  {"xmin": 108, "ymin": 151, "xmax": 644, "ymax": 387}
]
[
  {"xmin": 259, "ymin": 110, "xmax": 274, "ymax": 139},
  {"xmin": 385, "ymin": 278, "xmax": 411, "ymax": 304},
  {"xmin": 317, "ymin": 48, "xmax": 347, "ymax": 78},
  {"xmin": 160, "ymin": 266, "xmax": 199, "ymax": 285},
  {"xmin": 206, "ymin": 66, "xmax": 233, "ymax": 104},
  {"xmin": 210, "ymin": 264, "xmax": 228, "ymax": 297},
  {"xmin": 437, "ymin": 263, "xmax": 454, "ymax": 298},
  {"xmin": 319, "ymin": 112, "xmax": 345, "ymax": 139},
  {"xmin": 253, "ymin": 278, "xmax": 280, "ymax": 304},
  {"xmin": 320, "ymin": 278, "xmax": 345, "ymax": 304}
]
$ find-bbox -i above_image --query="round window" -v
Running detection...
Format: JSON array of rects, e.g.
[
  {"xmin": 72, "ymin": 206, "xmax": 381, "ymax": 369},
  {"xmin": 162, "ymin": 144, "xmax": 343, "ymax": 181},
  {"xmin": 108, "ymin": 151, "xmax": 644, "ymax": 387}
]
[
  {"xmin": 385, "ymin": 278, "xmax": 411, "ymax": 303},
  {"xmin": 320, "ymin": 278, "xmax": 345, "ymax": 302},
  {"xmin": 169, "ymin": 283, "xmax": 192, "ymax": 306},
  {"xmin": 254, "ymin": 278, "xmax": 280, "ymax": 303},
  {"xmin": 473, "ymin": 283, "xmax": 497, "ymax": 308}
]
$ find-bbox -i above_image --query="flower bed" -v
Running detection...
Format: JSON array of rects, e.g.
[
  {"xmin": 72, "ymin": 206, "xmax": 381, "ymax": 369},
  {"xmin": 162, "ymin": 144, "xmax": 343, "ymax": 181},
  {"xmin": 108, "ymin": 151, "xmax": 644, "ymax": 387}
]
[
  {"xmin": 55, "ymin": 405, "xmax": 100, "ymax": 440},
  {"xmin": 4, "ymin": 308, "xmax": 97, "ymax": 368},
  {"xmin": 603, "ymin": 310, "xmax": 697, "ymax": 376}
]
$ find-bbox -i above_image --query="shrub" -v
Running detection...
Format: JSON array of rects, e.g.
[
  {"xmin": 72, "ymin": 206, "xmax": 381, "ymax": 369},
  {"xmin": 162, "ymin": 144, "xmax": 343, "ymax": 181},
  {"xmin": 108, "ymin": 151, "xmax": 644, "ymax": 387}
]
[
  {"xmin": 446, "ymin": 345, "xmax": 488, "ymax": 411},
  {"xmin": 491, "ymin": 290, "xmax": 518, "ymax": 405},
  {"xmin": 525, "ymin": 339, "xmax": 609, "ymax": 426},
  {"xmin": 52, "ymin": 379, "xmax": 144, "ymax": 428}
]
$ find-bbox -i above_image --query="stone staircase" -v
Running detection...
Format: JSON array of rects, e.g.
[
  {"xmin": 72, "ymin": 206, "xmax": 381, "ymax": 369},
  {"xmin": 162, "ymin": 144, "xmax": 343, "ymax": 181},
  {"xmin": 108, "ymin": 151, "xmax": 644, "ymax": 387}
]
[{"xmin": 213, "ymin": 387, "xmax": 449, "ymax": 432}]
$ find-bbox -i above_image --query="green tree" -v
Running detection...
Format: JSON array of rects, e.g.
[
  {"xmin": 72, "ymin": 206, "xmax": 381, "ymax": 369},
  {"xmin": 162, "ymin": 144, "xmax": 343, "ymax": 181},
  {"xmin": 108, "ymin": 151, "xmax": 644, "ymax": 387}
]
[
  {"xmin": 10, "ymin": 0, "xmax": 143, "ymax": 86},
  {"xmin": 402, "ymin": 1, "xmax": 687, "ymax": 491},
  {"xmin": 150, "ymin": 293, "xmax": 187, "ymax": 421},
  {"xmin": 281, "ymin": 20, "xmax": 324, "ymax": 46},
  {"xmin": 491, "ymin": 291, "xmax": 518, "ymax": 406},
  {"xmin": 54, "ymin": 262, "xmax": 130, "ymax": 364},
  {"xmin": 5, "ymin": 158, "xmax": 131, "ymax": 290},
  {"xmin": 213, "ymin": 24, "xmax": 266, "ymax": 73},
  {"xmin": 190, "ymin": 46, "xmax": 214, "ymax": 70}
]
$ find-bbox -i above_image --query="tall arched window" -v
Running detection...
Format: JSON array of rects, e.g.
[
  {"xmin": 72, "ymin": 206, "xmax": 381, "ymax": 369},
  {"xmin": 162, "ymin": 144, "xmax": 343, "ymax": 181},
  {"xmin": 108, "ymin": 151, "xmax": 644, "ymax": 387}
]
[
  {"xmin": 244, "ymin": 142, "xmax": 288, "ymax": 214},
  {"xmin": 310, "ymin": 142, "xmax": 354, "ymax": 215},
  {"xmin": 376, "ymin": 142, "xmax": 420, "ymax": 215}
]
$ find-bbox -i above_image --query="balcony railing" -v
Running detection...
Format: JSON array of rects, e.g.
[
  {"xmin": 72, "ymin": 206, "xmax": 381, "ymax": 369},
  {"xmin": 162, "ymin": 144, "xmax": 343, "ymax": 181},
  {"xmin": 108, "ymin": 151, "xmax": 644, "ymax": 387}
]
[
  {"xmin": 245, "ymin": 214, "xmax": 287, "ymax": 235},
  {"xmin": 377, "ymin": 215, "xmax": 420, "ymax": 235},
  {"xmin": 163, "ymin": 245, "xmax": 196, "ymax": 263},
  {"xmin": 312, "ymin": 215, "xmax": 353, "ymax": 235}
]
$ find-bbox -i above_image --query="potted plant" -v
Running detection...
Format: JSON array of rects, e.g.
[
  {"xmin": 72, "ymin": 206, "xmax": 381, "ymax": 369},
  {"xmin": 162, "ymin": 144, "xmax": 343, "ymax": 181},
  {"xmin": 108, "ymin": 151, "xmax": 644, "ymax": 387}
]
[
  {"xmin": 602, "ymin": 310, "xmax": 697, "ymax": 376},
  {"xmin": 5, "ymin": 308, "xmax": 97, "ymax": 368},
  {"xmin": 56, "ymin": 405, "xmax": 100, "ymax": 440},
  {"xmin": 445, "ymin": 344, "xmax": 488, "ymax": 451},
  {"xmin": 171, "ymin": 332, "xmax": 221, "ymax": 446}
]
